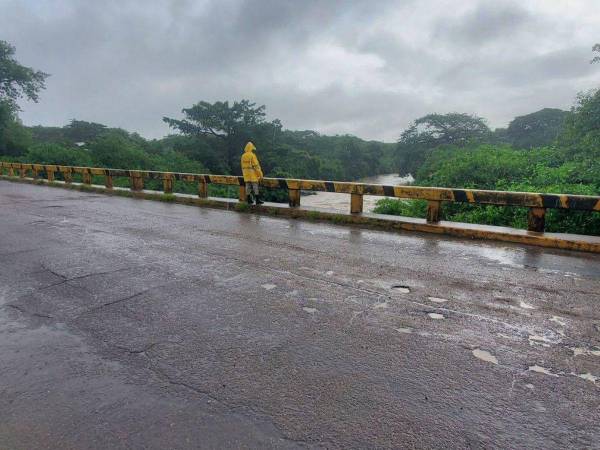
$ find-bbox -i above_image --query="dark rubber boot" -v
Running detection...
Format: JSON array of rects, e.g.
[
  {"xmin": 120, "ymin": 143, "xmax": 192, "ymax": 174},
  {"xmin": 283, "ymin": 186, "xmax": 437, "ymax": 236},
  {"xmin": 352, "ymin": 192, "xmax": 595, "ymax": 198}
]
[
  {"xmin": 246, "ymin": 194, "xmax": 254, "ymax": 204},
  {"xmin": 255, "ymin": 195, "xmax": 264, "ymax": 205}
]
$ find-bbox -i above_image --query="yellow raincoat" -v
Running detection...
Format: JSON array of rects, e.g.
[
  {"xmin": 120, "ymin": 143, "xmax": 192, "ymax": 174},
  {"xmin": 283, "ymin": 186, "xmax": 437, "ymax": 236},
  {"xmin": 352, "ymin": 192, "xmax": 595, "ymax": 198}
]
[{"xmin": 241, "ymin": 142, "xmax": 263, "ymax": 182}]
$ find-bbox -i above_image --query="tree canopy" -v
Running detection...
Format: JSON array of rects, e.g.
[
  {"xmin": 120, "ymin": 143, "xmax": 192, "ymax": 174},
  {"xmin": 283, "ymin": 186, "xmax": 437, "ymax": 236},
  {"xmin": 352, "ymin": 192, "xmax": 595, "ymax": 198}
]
[
  {"xmin": 163, "ymin": 100, "xmax": 281, "ymax": 173},
  {"xmin": 0, "ymin": 41, "xmax": 48, "ymax": 156},
  {"xmin": 504, "ymin": 108, "xmax": 568, "ymax": 149},
  {"xmin": 0, "ymin": 40, "xmax": 48, "ymax": 113},
  {"xmin": 396, "ymin": 113, "xmax": 490, "ymax": 175}
]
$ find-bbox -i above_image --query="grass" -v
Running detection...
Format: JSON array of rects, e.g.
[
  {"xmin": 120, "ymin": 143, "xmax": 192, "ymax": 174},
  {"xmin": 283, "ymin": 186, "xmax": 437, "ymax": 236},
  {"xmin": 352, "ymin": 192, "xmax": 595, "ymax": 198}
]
[{"xmin": 159, "ymin": 193, "xmax": 177, "ymax": 202}]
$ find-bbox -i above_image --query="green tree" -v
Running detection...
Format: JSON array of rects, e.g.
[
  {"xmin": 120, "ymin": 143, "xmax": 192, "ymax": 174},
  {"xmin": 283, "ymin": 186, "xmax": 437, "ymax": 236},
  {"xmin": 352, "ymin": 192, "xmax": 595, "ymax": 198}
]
[
  {"xmin": 163, "ymin": 100, "xmax": 278, "ymax": 173},
  {"xmin": 396, "ymin": 113, "xmax": 491, "ymax": 175},
  {"xmin": 0, "ymin": 40, "xmax": 48, "ymax": 112},
  {"xmin": 88, "ymin": 131, "xmax": 151, "ymax": 169},
  {"xmin": 63, "ymin": 120, "xmax": 108, "ymax": 143},
  {"xmin": 559, "ymin": 89, "xmax": 600, "ymax": 157},
  {"xmin": 0, "ymin": 116, "xmax": 32, "ymax": 156},
  {"xmin": 25, "ymin": 142, "xmax": 93, "ymax": 166},
  {"xmin": 505, "ymin": 108, "xmax": 568, "ymax": 149},
  {"xmin": 0, "ymin": 41, "xmax": 48, "ymax": 156}
]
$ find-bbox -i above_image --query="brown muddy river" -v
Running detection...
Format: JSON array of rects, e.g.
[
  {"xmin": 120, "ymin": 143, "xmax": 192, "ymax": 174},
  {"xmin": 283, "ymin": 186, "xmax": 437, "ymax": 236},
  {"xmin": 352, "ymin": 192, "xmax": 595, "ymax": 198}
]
[{"xmin": 301, "ymin": 173, "xmax": 413, "ymax": 213}]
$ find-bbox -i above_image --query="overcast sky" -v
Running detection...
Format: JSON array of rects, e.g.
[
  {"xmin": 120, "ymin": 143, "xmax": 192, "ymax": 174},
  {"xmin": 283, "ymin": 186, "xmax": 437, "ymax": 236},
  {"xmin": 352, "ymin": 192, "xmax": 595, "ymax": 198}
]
[{"xmin": 2, "ymin": 0, "xmax": 599, "ymax": 141}]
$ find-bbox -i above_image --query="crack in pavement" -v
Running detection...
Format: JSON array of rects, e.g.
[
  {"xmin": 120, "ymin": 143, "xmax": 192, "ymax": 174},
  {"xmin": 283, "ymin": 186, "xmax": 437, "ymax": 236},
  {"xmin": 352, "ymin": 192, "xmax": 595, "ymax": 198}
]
[
  {"xmin": 6, "ymin": 303, "xmax": 53, "ymax": 319},
  {"xmin": 144, "ymin": 359, "xmax": 325, "ymax": 447},
  {"xmin": 38, "ymin": 265, "xmax": 143, "ymax": 292}
]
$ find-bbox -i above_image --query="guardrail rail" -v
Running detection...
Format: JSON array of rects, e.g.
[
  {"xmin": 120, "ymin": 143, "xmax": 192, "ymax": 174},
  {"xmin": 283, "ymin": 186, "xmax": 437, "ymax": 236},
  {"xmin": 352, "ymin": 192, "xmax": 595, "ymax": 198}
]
[{"xmin": 2, "ymin": 161, "xmax": 600, "ymax": 234}]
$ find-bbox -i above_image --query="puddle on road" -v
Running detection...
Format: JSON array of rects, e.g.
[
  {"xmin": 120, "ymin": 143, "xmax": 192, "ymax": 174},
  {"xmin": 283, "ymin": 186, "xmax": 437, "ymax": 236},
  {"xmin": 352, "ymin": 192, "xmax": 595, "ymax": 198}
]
[
  {"xmin": 395, "ymin": 327, "xmax": 413, "ymax": 334},
  {"xmin": 519, "ymin": 301, "xmax": 536, "ymax": 310},
  {"xmin": 574, "ymin": 373, "xmax": 598, "ymax": 384},
  {"xmin": 428, "ymin": 297, "xmax": 448, "ymax": 303},
  {"xmin": 427, "ymin": 313, "xmax": 445, "ymax": 320},
  {"xmin": 391, "ymin": 285, "xmax": 410, "ymax": 294},
  {"xmin": 472, "ymin": 349, "xmax": 498, "ymax": 365},
  {"xmin": 571, "ymin": 347, "xmax": 600, "ymax": 357},
  {"xmin": 549, "ymin": 316, "xmax": 566, "ymax": 327},
  {"xmin": 261, "ymin": 284, "xmax": 276, "ymax": 290},
  {"xmin": 302, "ymin": 307, "xmax": 317, "ymax": 314},
  {"xmin": 528, "ymin": 331, "xmax": 562, "ymax": 347},
  {"xmin": 529, "ymin": 365, "xmax": 559, "ymax": 377}
]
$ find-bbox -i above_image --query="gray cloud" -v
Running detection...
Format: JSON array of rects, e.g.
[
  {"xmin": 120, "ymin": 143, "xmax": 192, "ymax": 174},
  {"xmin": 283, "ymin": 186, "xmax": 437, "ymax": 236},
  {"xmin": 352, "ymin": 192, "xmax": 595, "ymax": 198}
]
[
  {"xmin": 433, "ymin": 2, "xmax": 534, "ymax": 46},
  {"xmin": 1, "ymin": 0, "xmax": 599, "ymax": 141}
]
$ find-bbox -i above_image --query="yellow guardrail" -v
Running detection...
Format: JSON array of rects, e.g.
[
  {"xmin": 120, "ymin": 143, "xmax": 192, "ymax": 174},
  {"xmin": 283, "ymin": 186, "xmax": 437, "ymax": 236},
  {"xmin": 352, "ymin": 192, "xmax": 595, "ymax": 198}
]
[{"xmin": 2, "ymin": 161, "xmax": 600, "ymax": 233}]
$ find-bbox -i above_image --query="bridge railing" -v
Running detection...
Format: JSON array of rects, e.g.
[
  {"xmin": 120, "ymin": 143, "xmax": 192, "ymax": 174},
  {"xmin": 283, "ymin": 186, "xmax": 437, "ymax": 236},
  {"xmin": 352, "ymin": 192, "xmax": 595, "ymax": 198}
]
[{"xmin": 2, "ymin": 161, "xmax": 599, "ymax": 233}]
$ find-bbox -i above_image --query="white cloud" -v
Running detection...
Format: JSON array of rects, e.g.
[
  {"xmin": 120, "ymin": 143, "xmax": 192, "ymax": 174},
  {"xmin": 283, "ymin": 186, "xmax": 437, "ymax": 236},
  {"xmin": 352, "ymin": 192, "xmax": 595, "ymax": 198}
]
[{"xmin": 2, "ymin": 0, "xmax": 599, "ymax": 142}]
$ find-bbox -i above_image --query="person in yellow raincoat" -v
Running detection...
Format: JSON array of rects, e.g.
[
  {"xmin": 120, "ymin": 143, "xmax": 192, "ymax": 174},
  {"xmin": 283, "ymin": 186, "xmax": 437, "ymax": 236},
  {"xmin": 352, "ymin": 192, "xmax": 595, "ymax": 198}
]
[{"xmin": 241, "ymin": 141, "xmax": 264, "ymax": 204}]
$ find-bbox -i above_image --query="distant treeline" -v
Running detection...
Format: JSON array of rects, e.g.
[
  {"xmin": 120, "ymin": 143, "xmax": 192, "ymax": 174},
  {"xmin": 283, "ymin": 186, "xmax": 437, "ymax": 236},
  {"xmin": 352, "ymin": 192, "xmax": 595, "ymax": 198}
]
[{"xmin": 0, "ymin": 104, "xmax": 397, "ymax": 183}]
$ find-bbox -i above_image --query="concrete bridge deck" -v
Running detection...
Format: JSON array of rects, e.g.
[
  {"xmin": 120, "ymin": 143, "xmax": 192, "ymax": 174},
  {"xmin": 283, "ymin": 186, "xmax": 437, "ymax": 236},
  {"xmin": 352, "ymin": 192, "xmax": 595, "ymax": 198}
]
[{"xmin": 1, "ymin": 180, "xmax": 600, "ymax": 449}]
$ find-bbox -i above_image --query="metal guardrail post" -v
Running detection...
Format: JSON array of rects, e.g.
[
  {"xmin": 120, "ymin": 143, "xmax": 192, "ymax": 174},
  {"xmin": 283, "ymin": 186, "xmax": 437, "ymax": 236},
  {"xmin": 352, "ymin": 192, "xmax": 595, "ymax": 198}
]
[
  {"xmin": 239, "ymin": 184, "xmax": 247, "ymax": 202},
  {"xmin": 163, "ymin": 174, "xmax": 173, "ymax": 194},
  {"xmin": 82, "ymin": 169, "xmax": 92, "ymax": 185},
  {"xmin": 47, "ymin": 167, "xmax": 55, "ymax": 182},
  {"xmin": 198, "ymin": 179, "xmax": 208, "ymax": 198},
  {"xmin": 426, "ymin": 200, "xmax": 441, "ymax": 223},
  {"xmin": 19, "ymin": 165, "xmax": 26, "ymax": 178},
  {"xmin": 104, "ymin": 172, "xmax": 113, "ymax": 189},
  {"xmin": 130, "ymin": 172, "xmax": 144, "ymax": 191},
  {"xmin": 350, "ymin": 193, "xmax": 363, "ymax": 214},
  {"xmin": 288, "ymin": 189, "xmax": 300, "ymax": 207},
  {"xmin": 528, "ymin": 207, "xmax": 546, "ymax": 232},
  {"xmin": 62, "ymin": 168, "xmax": 73, "ymax": 183}
]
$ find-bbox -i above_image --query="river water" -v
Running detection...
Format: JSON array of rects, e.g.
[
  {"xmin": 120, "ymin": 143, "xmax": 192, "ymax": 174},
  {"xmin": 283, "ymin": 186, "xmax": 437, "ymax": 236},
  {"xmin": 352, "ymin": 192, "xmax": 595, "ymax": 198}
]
[{"xmin": 301, "ymin": 173, "xmax": 414, "ymax": 213}]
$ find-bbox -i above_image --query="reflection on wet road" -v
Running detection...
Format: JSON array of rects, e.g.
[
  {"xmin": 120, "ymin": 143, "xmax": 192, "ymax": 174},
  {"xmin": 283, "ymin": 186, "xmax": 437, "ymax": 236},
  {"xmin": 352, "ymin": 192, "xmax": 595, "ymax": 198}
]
[{"xmin": 1, "ymin": 180, "xmax": 600, "ymax": 449}]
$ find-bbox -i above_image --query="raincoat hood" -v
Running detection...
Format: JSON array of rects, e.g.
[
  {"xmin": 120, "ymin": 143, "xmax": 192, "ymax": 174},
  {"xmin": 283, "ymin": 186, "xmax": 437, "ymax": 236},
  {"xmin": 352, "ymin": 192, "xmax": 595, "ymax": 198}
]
[{"xmin": 244, "ymin": 142, "xmax": 256, "ymax": 153}]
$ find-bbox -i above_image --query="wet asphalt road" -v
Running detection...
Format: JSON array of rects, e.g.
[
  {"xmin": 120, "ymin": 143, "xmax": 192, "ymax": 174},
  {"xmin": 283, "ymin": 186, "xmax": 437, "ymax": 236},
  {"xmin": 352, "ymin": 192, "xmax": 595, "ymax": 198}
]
[{"xmin": 1, "ymin": 181, "xmax": 600, "ymax": 449}]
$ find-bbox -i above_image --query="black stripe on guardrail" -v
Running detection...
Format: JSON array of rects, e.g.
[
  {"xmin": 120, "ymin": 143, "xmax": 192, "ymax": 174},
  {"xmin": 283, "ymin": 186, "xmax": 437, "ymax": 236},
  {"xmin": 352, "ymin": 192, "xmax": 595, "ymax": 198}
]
[
  {"xmin": 383, "ymin": 185, "xmax": 395, "ymax": 197},
  {"xmin": 541, "ymin": 194, "xmax": 561, "ymax": 209},
  {"xmin": 278, "ymin": 179, "xmax": 288, "ymax": 190},
  {"xmin": 452, "ymin": 190, "xmax": 468, "ymax": 202},
  {"xmin": 568, "ymin": 196, "xmax": 598, "ymax": 211},
  {"xmin": 325, "ymin": 181, "xmax": 336, "ymax": 192}
]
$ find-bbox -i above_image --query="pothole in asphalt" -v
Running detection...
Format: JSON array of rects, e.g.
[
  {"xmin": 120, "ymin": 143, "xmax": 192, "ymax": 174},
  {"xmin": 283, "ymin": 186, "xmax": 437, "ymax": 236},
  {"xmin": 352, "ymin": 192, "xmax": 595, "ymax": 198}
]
[
  {"xmin": 549, "ymin": 316, "xmax": 566, "ymax": 327},
  {"xmin": 427, "ymin": 313, "xmax": 445, "ymax": 320},
  {"xmin": 529, "ymin": 365, "xmax": 559, "ymax": 377},
  {"xmin": 575, "ymin": 373, "xmax": 598, "ymax": 384},
  {"xmin": 528, "ymin": 330, "xmax": 562, "ymax": 347},
  {"xmin": 395, "ymin": 327, "xmax": 413, "ymax": 334},
  {"xmin": 428, "ymin": 297, "xmax": 448, "ymax": 303},
  {"xmin": 571, "ymin": 347, "xmax": 600, "ymax": 357},
  {"xmin": 472, "ymin": 349, "xmax": 498, "ymax": 365},
  {"xmin": 519, "ymin": 301, "xmax": 536, "ymax": 310},
  {"xmin": 391, "ymin": 285, "xmax": 410, "ymax": 293},
  {"xmin": 261, "ymin": 284, "xmax": 276, "ymax": 290}
]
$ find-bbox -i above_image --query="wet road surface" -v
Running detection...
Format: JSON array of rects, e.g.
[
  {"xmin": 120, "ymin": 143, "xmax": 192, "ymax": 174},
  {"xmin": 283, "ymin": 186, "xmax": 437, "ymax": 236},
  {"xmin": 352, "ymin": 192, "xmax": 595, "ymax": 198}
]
[{"xmin": 1, "ymin": 180, "xmax": 600, "ymax": 449}]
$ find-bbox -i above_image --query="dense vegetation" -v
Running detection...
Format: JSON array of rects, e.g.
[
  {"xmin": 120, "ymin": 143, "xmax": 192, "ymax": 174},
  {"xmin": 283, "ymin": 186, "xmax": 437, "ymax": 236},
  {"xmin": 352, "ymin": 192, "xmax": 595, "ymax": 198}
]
[
  {"xmin": 1, "ymin": 39, "xmax": 599, "ymax": 234},
  {"xmin": 374, "ymin": 89, "xmax": 600, "ymax": 235}
]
